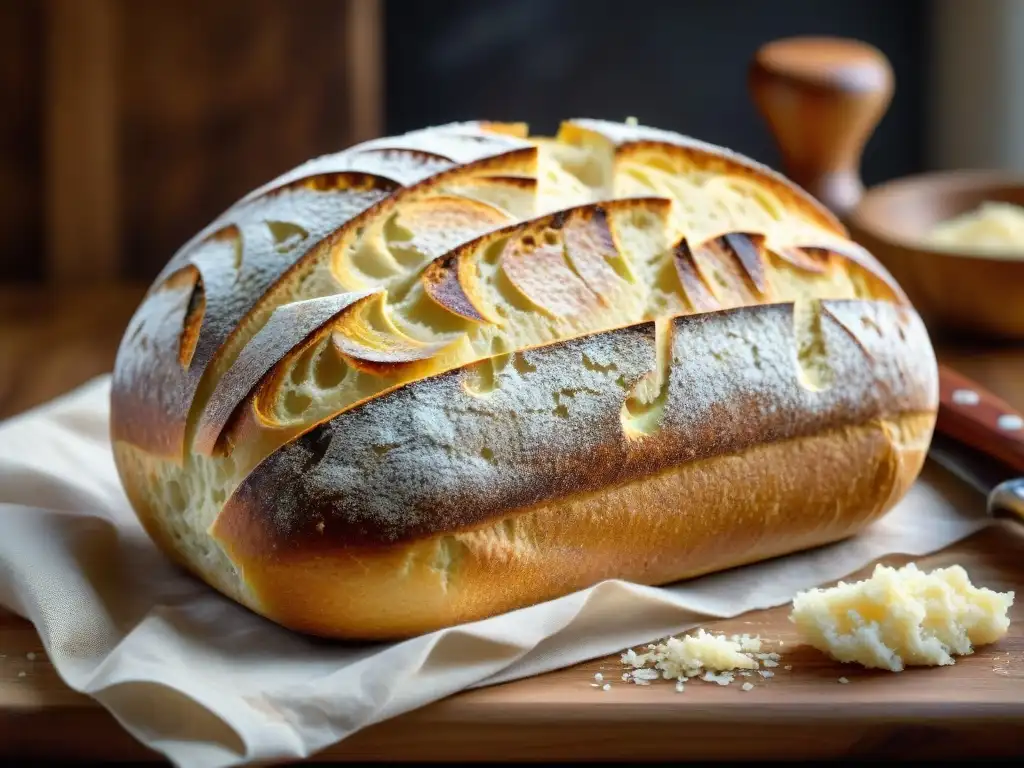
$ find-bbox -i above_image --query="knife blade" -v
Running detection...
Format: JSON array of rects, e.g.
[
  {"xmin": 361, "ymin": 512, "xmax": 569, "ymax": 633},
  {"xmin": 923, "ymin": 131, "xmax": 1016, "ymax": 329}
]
[{"xmin": 927, "ymin": 432, "xmax": 1024, "ymax": 522}]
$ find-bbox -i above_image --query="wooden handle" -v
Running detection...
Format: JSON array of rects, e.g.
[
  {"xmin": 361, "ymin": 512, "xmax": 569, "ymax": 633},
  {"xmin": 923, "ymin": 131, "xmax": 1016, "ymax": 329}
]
[
  {"xmin": 938, "ymin": 364, "xmax": 1024, "ymax": 475},
  {"xmin": 748, "ymin": 36, "xmax": 894, "ymax": 219}
]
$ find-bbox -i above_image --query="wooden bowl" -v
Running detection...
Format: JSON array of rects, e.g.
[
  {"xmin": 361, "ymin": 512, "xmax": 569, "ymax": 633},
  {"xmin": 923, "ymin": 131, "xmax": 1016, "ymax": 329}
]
[
  {"xmin": 846, "ymin": 171, "xmax": 1024, "ymax": 340},
  {"xmin": 749, "ymin": 37, "xmax": 1024, "ymax": 341}
]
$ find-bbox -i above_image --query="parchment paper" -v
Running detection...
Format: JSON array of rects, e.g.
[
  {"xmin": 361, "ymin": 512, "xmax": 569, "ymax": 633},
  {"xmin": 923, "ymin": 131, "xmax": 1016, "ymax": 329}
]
[{"xmin": 0, "ymin": 376, "xmax": 990, "ymax": 767}]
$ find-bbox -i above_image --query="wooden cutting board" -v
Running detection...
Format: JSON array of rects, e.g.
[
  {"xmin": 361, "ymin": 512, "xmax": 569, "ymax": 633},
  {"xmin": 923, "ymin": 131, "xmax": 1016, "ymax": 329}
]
[
  {"xmin": 2, "ymin": 286, "xmax": 1024, "ymax": 762},
  {"xmin": 2, "ymin": 524, "xmax": 1023, "ymax": 762}
]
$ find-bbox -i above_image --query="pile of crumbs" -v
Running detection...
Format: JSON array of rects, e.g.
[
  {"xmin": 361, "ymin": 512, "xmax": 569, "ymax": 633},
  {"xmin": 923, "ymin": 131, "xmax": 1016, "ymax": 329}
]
[{"xmin": 617, "ymin": 628, "xmax": 784, "ymax": 691}]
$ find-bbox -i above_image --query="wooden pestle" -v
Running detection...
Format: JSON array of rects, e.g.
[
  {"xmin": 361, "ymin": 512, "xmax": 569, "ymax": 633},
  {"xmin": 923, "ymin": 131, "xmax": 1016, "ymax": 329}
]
[
  {"xmin": 748, "ymin": 36, "xmax": 894, "ymax": 221},
  {"xmin": 750, "ymin": 37, "xmax": 1024, "ymax": 502}
]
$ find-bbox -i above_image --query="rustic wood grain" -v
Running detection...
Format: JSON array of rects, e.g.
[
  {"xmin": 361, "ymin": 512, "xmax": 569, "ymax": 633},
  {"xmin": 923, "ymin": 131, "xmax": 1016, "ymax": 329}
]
[
  {"xmin": 1, "ymin": 0, "xmax": 385, "ymax": 285},
  {"xmin": 43, "ymin": 0, "xmax": 120, "ymax": 284},
  {"xmin": 1, "ymin": 288, "xmax": 1023, "ymax": 761},
  {"xmin": 1, "ymin": 525, "xmax": 1022, "ymax": 762},
  {"xmin": 0, "ymin": 0, "xmax": 43, "ymax": 283},
  {"xmin": 117, "ymin": 0, "xmax": 375, "ymax": 281},
  {"xmin": 344, "ymin": 0, "xmax": 384, "ymax": 145},
  {"xmin": 0, "ymin": 284, "xmax": 145, "ymax": 421}
]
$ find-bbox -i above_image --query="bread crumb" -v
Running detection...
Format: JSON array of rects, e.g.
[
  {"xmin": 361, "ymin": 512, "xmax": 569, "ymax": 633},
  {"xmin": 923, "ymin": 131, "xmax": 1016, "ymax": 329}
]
[
  {"xmin": 784, "ymin": 665, "xmax": 793, "ymax": 671},
  {"xmin": 26, "ymin": 652, "xmax": 35, "ymax": 661},
  {"xmin": 838, "ymin": 676, "xmax": 850, "ymax": 684},
  {"xmin": 759, "ymin": 670, "xmax": 774, "ymax": 679},
  {"xmin": 17, "ymin": 671, "xmax": 26, "ymax": 678},
  {"xmin": 629, "ymin": 668, "xmax": 660, "ymax": 681},
  {"xmin": 622, "ymin": 628, "xmax": 759, "ymax": 682},
  {"xmin": 675, "ymin": 681, "xmax": 685, "ymax": 693},
  {"xmin": 741, "ymin": 682, "xmax": 754, "ymax": 691},
  {"xmin": 594, "ymin": 672, "xmax": 603, "ymax": 682},
  {"xmin": 703, "ymin": 670, "xmax": 736, "ymax": 686},
  {"xmin": 621, "ymin": 628, "xmax": 785, "ymax": 689},
  {"xmin": 790, "ymin": 563, "xmax": 1014, "ymax": 672},
  {"xmin": 602, "ymin": 683, "xmax": 611, "ymax": 691},
  {"xmin": 739, "ymin": 635, "xmax": 763, "ymax": 653}
]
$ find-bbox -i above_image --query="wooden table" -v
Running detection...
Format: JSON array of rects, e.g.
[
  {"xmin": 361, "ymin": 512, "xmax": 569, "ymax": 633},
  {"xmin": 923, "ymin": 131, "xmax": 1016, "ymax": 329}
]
[
  {"xmin": 0, "ymin": 284, "xmax": 147, "ymax": 420},
  {"xmin": 2, "ymin": 284, "xmax": 1024, "ymax": 762}
]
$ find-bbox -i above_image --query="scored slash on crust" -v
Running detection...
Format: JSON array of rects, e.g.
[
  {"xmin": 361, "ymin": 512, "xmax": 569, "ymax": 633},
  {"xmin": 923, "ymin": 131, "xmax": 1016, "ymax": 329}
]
[
  {"xmin": 116, "ymin": 136, "xmax": 535, "ymax": 462},
  {"xmin": 421, "ymin": 199, "xmax": 663, "ymax": 326},
  {"xmin": 114, "ymin": 171, "xmax": 404, "ymax": 460},
  {"xmin": 559, "ymin": 119, "xmax": 845, "ymax": 236},
  {"xmin": 193, "ymin": 291, "xmax": 376, "ymax": 457},
  {"xmin": 108, "ymin": 117, "xmax": 940, "ymax": 639},
  {"xmin": 330, "ymin": 292, "xmax": 463, "ymax": 370},
  {"xmin": 120, "ymin": 118, "xmax": 909, "ymax": 468},
  {"xmin": 187, "ymin": 173, "xmax": 905, "ymax": 472},
  {"xmin": 201, "ymin": 197, "xmax": 907, "ymax": 480},
  {"xmin": 212, "ymin": 298, "xmax": 935, "ymax": 555}
]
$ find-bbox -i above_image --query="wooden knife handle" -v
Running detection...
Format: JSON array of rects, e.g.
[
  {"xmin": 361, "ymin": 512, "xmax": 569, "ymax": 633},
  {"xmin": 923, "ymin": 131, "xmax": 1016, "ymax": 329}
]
[
  {"xmin": 748, "ymin": 36, "xmax": 894, "ymax": 220},
  {"xmin": 938, "ymin": 364, "xmax": 1024, "ymax": 475}
]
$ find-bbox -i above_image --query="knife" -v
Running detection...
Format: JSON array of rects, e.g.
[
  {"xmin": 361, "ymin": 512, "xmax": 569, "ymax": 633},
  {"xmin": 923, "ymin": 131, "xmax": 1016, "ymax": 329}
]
[{"xmin": 929, "ymin": 364, "xmax": 1024, "ymax": 523}]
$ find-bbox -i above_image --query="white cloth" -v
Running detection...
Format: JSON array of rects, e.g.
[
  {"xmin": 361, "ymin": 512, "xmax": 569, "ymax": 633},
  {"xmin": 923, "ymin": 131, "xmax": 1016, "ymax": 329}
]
[{"xmin": 0, "ymin": 376, "xmax": 989, "ymax": 767}]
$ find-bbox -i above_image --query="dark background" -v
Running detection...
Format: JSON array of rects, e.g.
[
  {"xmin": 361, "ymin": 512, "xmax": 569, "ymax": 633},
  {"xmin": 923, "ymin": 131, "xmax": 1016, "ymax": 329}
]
[
  {"xmin": 385, "ymin": 0, "xmax": 928, "ymax": 186},
  {"xmin": 2, "ymin": 0, "xmax": 928, "ymax": 285}
]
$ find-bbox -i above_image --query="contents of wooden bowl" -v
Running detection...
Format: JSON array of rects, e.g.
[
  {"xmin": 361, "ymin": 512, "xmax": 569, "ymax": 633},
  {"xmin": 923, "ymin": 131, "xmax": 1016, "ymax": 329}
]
[
  {"xmin": 790, "ymin": 562, "xmax": 1014, "ymax": 672},
  {"xmin": 925, "ymin": 201, "xmax": 1024, "ymax": 256}
]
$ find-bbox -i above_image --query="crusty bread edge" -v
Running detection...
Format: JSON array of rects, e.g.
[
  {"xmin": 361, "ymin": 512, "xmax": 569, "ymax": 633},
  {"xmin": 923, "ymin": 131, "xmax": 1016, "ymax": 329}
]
[
  {"xmin": 219, "ymin": 413, "xmax": 934, "ymax": 639},
  {"xmin": 202, "ymin": 297, "xmax": 938, "ymax": 638}
]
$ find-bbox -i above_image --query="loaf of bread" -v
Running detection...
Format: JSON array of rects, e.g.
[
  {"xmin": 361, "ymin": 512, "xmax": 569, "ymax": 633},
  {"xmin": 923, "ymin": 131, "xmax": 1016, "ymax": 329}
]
[{"xmin": 110, "ymin": 118, "xmax": 939, "ymax": 639}]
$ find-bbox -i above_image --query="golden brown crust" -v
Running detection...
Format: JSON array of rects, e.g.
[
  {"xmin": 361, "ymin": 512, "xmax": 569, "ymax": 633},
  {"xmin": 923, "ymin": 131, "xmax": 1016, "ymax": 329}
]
[
  {"xmin": 114, "ymin": 141, "xmax": 536, "ymax": 463},
  {"xmin": 112, "ymin": 172, "xmax": 402, "ymax": 460},
  {"xmin": 559, "ymin": 118, "xmax": 845, "ymax": 235},
  {"xmin": 193, "ymin": 291, "xmax": 377, "ymax": 456},
  {"xmin": 217, "ymin": 414, "xmax": 933, "ymax": 639},
  {"xmin": 214, "ymin": 297, "xmax": 937, "ymax": 558},
  {"xmin": 421, "ymin": 198, "xmax": 669, "ymax": 325},
  {"xmin": 109, "ymin": 118, "xmax": 941, "ymax": 642},
  {"xmin": 111, "ymin": 266, "xmax": 199, "ymax": 457},
  {"xmin": 621, "ymin": 140, "xmax": 844, "ymax": 236},
  {"xmin": 782, "ymin": 236, "xmax": 908, "ymax": 303},
  {"xmin": 196, "ymin": 146, "xmax": 536, "ymax": 385}
]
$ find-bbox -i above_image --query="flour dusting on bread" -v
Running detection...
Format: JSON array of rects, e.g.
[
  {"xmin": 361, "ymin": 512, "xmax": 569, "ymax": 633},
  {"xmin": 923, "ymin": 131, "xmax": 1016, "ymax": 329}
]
[
  {"xmin": 219, "ymin": 299, "xmax": 934, "ymax": 551},
  {"xmin": 110, "ymin": 118, "xmax": 939, "ymax": 639}
]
